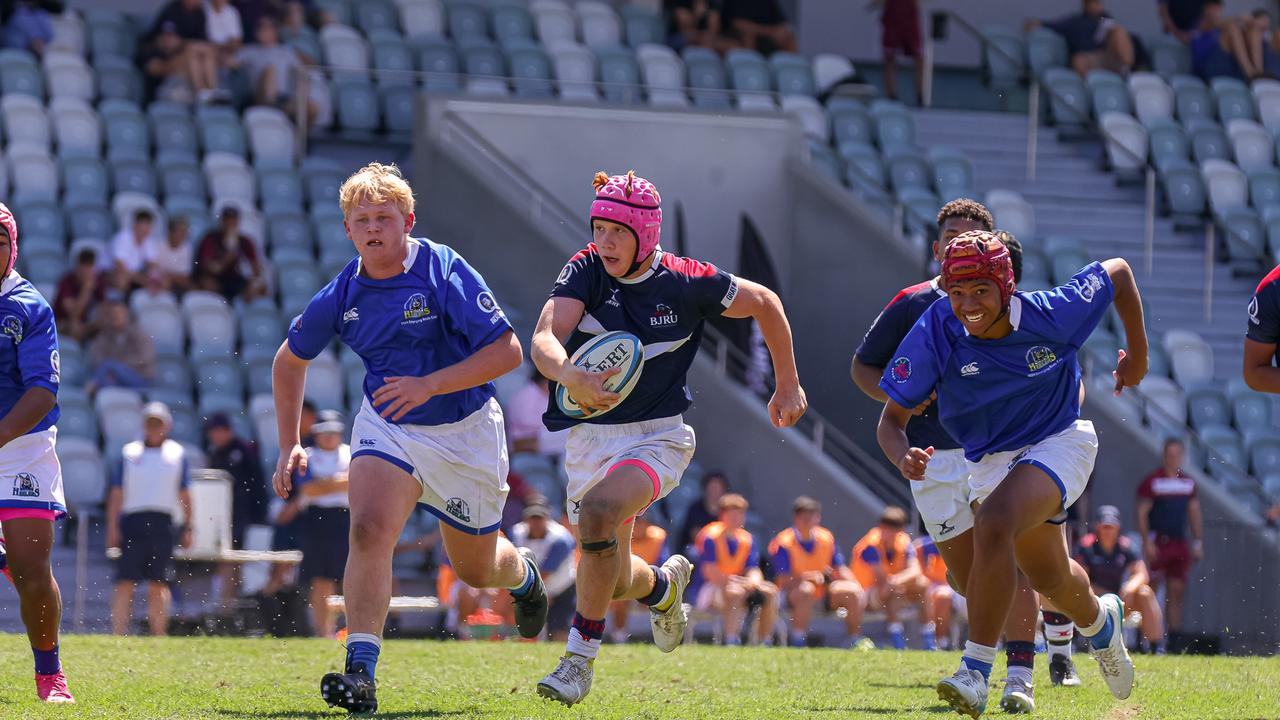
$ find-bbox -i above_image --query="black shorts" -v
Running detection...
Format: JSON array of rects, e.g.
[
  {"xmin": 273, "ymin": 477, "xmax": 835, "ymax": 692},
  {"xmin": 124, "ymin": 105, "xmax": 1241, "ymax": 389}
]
[
  {"xmin": 117, "ymin": 511, "xmax": 176, "ymax": 584},
  {"xmin": 300, "ymin": 506, "xmax": 350, "ymax": 583},
  {"xmin": 272, "ymin": 517, "xmax": 304, "ymax": 551},
  {"xmin": 547, "ymin": 588, "xmax": 576, "ymax": 634}
]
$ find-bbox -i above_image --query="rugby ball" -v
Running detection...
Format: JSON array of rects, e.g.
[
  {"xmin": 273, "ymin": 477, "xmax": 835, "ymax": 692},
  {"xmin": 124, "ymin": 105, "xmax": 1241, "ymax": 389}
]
[{"xmin": 555, "ymin": 331, "xmax": 644, "ymax": 419}]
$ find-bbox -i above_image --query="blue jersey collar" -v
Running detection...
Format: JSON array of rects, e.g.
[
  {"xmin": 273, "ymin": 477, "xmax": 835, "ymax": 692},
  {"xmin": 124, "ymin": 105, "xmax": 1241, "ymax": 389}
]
[
  {"xmin": 354, "ymin": 237, "xmax": 422, "ymax": 278},
  {"xmin": 1, "ymin": 270, "xmax": 22, "ymax": 297}
]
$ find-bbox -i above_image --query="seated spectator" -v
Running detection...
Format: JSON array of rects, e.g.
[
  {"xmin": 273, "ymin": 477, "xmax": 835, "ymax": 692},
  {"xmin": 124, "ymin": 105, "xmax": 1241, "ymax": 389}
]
[
  {"xmin": 194, "ymin": 206, "xmax": 267, "ymax": 302},
  {"xmin": 769, "ymin": 496, "xmax": 866, "ymax": 648},
  {"xmin": 232, "ymin": 16, "xmax": 316, "ymax": 124},
  {"xmin": 205, "ymin": 412, "xmax": 268, "ymax": 610},
  {"xmin": 1189, "ymin": 0, "xmax": 1264, "ymax": 80},
  {"xmin": 511, "ymin": 503, "xmax": 577, "ymax": 641},
  {"xmin": 676, "ymin": 470, "xmax": 728, "ymax": 554},
  {"xmin": 912, "ymin": 534, "xmax": 954, "ymax": 650},
  {"xmin": 720, "ymin": 0, "xmax": 795, "ymax": 54},
  {"xmin": 264, "ymin": 399, "xmax": 316, "ymax": 598},
  {"xmin": 1075, "ymin": 505, "xmax": 1166, "ymax": 653},
  {"xmin": 1026, "ymin": 0, "xmax": 1135, "ymax": 77},
  {"xmin": 665, "ymin": 0, "xmax": 722, "ymax": 52},
  {"xmin": 106, "ymin": 402, "xmax": 193, "ymax": 636},
  {"xmin": 53, "ymin": 248, "xmax": 106, "ymax": 342},
  {"xmin": 110, "ymin": 210, "xmax": 157, "ymax": 292},
  {"xmin": 286, "ymin": 410, "xmax": 350, "ymax": 638},
  {"xmin": 609, "ymin": 515, "xmax": 666, "ymax": 644},
  {"xmin": 2, "ymin": 0, "xmax": 55, "ymax": 57},
  {"xmin": 849, "ymin": 506, "xmax": 925, "ymax": 650},
  {"xmin": 86, "ymin": 293, "xmax": 155, "ymax": 394},
  {"xmin": 877, "ymin": 0, "xmax": 923, "ymax": 102},
  {"xmin": 391, "ymin": 505, "xmax": 441, "ymax": 595},
  {"xmin": 506, "ymin": 365, "xmax": 567, "ymax": 459},
  {"xmin": 205, "ymin": 0, "xmax": 243, "ymax": 61},
  {"xmin": 146, "ymin": 0, "xmax": 222, "ymax": 103},
  {"xmin": 694, "ymin": 494, "xmax": 778, "ymax": 646},
  {"xmin": 148, "ymin": 215, "xmax": 194, "ymax": 293}
]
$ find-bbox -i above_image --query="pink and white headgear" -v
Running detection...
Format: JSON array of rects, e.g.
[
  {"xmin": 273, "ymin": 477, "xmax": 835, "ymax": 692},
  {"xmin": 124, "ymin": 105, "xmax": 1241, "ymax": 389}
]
[
  {"xmin": 0, "ymin": 202, "xmax": 16, "ymax": 278},
  {"xmin": 590, "ymin": 171, "xmax": 662, "ymax": 272}
]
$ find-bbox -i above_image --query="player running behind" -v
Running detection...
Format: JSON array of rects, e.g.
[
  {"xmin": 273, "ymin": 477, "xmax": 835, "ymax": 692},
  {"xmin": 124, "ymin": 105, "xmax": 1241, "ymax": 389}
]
[
  {"xmin": 877, "ymin": 231, "xmax": 1142, "ymax": 717},
  {"xmin": 852, "ymin": 202, "xmax": 1080, "ymax": 710},
  {"xmin": 531, "ymin": 170, "xmax": 807, "ymax": 706},
  {"xmin": 0, "ymin": 202, "xmax": 74, "ymax": 703},
  {"xmin": 272, "ymin": 163, "xmax": 547, "ymax": 715}
]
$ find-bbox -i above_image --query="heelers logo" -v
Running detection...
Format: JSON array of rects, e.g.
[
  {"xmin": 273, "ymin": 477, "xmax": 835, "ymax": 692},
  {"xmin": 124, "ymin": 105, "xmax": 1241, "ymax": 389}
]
[
  {"xmin": 890, "ymin": 357, "xmax": 912, "ymax": 383},
  {"xmin": 1025, "ymin": 346, "xmax": 1058, "ymax": 374},
  {"xmin": 402, "ymin": 293, "xmax": 432, "ymax": 323},
  {"xmin": 11, "ymin": 472, "xmax": 39, "ymax": 498},
  {"xmin": 650, "ymin": 303, "xmax": 678, "ymax": 327},
  {"xmin": 1, "ymin": 315, "xmax": 20, "ymax": 343},
  {"xmin": 445, "ymin": 497, "xmax": 471, "ymax": 523}
]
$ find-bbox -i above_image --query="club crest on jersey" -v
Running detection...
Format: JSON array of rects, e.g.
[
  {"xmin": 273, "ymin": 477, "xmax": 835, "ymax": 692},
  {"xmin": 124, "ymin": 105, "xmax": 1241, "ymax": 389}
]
[
  {"xmin": 402, "ymin": 293, "xmax": 432, "ymax": 323},
  {"xmin": 1, "ymin": 315, "xmax": 20, "ymax": 343},
  {"xmin": 1078, "ymin": 273, "xmax": 1104, "ymax": 302},
  {"xmin": 11, "ymin": 472, "xmax": 39, "ymax": 498},
  {"xmin": 445, "ymin": 497, "xmax": 471, "ymax": 523},
  {"xmin": 890, "ymin": 357, "xmax": 912, "ymax": 383},
  {"xmin": 1250, "ymin": 296, "xmax": 1261, "ymax": 325},
  {"xmin": 49, "ymin": 349, "xmax": 59, "ymax": 383},
  {"xmin": 650, "ymin": 303, "xmax": 678, "ymax": 326},
  {"xmin": 1025, "ymin": 346, "xmax": 1058, "ymax": 373},
  {"xmin": 476, "ymin": 291, "xmax": 498, "ymax": 314},
  {"xmin": 556, "ymin": 264, "xmax": 573, "ymax": 285}
]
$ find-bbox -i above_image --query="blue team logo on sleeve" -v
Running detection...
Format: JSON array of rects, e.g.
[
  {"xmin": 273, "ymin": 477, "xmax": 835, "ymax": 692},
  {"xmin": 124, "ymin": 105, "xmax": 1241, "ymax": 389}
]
[
  {"xmin": 1078, "ymin": 272, "xmax": 1105, "ymax": 302},
  {"xmin": 476, "ymin": 291, "xmax": 497, "ymax": 313},
  {"xmin": 402, "ymin": 293, "xmax": 432, "ymax": 323},
  {"xmin": 1025, "ymin": 346, "xmax": 1059, "ymax": 374},
  {"xmin": 1, "ymin": 315, "xmax": 21, "ymax": 343},
  {"xmin": 890, "ymin": 357, "xmax": 912, "ymax": 383}
]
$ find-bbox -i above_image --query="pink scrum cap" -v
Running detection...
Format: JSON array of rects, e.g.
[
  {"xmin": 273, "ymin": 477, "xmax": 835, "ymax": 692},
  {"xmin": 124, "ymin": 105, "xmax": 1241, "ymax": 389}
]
[
  {"xmin": 0, "ymin": 202, "xmax": 16, "ymax": 278},
  {"xmin": 589, "ymin": 171, "xmax": 662, "ymax": 266}
]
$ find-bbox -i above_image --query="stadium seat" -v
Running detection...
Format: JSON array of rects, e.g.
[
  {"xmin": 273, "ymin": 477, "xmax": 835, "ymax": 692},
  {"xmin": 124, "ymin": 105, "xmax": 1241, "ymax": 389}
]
[
  {"xmin": 577, "ymin": 2, "xmax": 622, "ymax": 49},
  {"xmin": 460, "ymin": 43, "xmax": 509, "ymax": 96},
  {"xmin": 885, "ymin": 146, "xmax": 930, "ymax": 193},
  {"xmin": 17, "ymin": 245, "xmax": 63, "ymax": 287},
  {"xmin": 0, "ymin": 49, "xmax": 42, "ymax": 98},
  {"xmin": 830, "ymin": 101, "xmax": 873, "ymax": 146},
  {"xmin": 729, "ymin": 52, "xmax": 772, "ymax": 108},
  {"xmin": 320, "ymin": 24, "xmax": 371, "ymax": 77},
  {"xmin": 1249, "ymin": 168, "xmax": 1280, "ymax": 209},
  {"xmin": 286, "ymin": 29, "xmax": 323, "ymax": 66},
  {"xmin": 596, "ymin": 47, "xmax": 641, "ymax": 104},
  {"xmin": 198, "ymin": 114, "xmax": 248, "ymax": 158},
  {"xmin": 244, "ymin": 106, "xmax": 296, "ymax": 168},
  {"xmin": 1131, "ymin": 77, "xmax": 1174, "ymax": 126},
  {"xmin": 195, "ymin": 357, "xmax": 246, "ymax": 411},
  {"xmin": 781, "ymin": 96, "xmax": 828, "ymax": 142},
  {"xmin": 1019, "ymin": 248, "xmax": 1051, "ymax": 287},
  {"xmin": 152, "ymin": 112, "xmax": 199, "ymax": 159},
  {"xmin": 1043, "ymin": 234, "xmax": 1085, "ymax": 257},
  {"xmin": 240, "ymin": 310, "xmax": 284, "ymax": 362},
  {"xmin": 331, "ymin": 77, "xmax": 382, "ymax": 131},
  {"xmin": 43, "ymin": 51, "xmax": 93, "ymax": 102},
  {"xmin": 417, "ymin": 37, "xmax": 462, "ymax": 94},
  {"xmin": 980, "ymin": 25, "xmax": 1023, "ymax": 86},
  {"xmin": 1043, "ymin": 68, "xmax": 1090, "ymax": 128},
  {"xmin": 534, "ymin": 6, "xmax": 576, "ymax": 49},
  {"xmin": 508, "ymin": 46, "xmax": 555, "ymax": 98},
  {"xmin": 1086, "ymin": 70, "xmax": 1131, "ymax": 117},
  {"xmin": 94, "ymin": 55, "xmax": 143, "ymax": 104},
  {"xmin": 1026, "ymin": 27, "xmax": 1068, "ymax": 78},
  {"xmin": 64, "ymin": 202, "xmax": 111, "ymax": 241},
  {"xmin": 258, "ymin": 167, "xmax": 305, "ymax": 216},
  {"xmin": 102, "ymin": 105, "xmax": 149, "ymax": 162},
  {"xmin": 137, "ymin": 301, "xmax": 186, "ymax": 356},
  {"xmin": 812, "ymin": 53, "xmax": 855, "ymax": 95},
  {"xmin": 686, "ymin": 54, "xmax": 729, "ymax": 108},
  {"xmin": 1231, "ymin": 386, "xmax": 1272, "ymax": 428},
  {"xmin": 381, "ymin": 85, "xmax": 416, "ymax": 132},
  {"xmin": 51, "ymin": 97, "xmax": 101, "ymax": 159},
  {"xmin": 159, "ymin": 158, "xmax": 207, "ymax": 202},
  {"xmin": 277, "ymin": 260, "xmax": 323, "ymax": 317},
  {"xmin": 1212, "ymin": 76, "xmax": 1255, "ymax": 122},
  {"xmin": 770, "ymin": 52, "xmax": 816, "ymax": 98},
  {"xmin": 636, "ymin": 44, "xmax": 686, "ymax": 107},
  {"xmin": 14, "ymin": 198, "xmax": 64, "ymax": 241},
  {"xmin": 1197, "ymin": 423, "xmax": 1245, "ymax": 477},
  {"xmin": 1186, "ymin": 384, "xmax": 1231, "ymax": 429},
  {"xmin": 870, "ymin": 101, "xmax": 915, "ymax": 150},
  {"xmin": 87, "ymin": 13, "xmax": 133, "ymax": 60},
  {"xmin": 1163, "ymin": 328, "xmax": 1215, "ymax": 385},
  {"xmin": 1159, "ymin": 158, "xmax": 1207, "ymax": 217},
  {"xmin": 57, "ymin": 437, "xmax": 105, "ymax": 510},
  {"xmin": 984, "ymin": 189, "xmax": 1036, "ymax": 241},
  {"xmin": 551, "ymin": 43, "xmax": 597, "ymax": 102},
  {"xmin": 807, "ymin": 140, "xmax": 841, "ymax": 182},
  {"xmin": 1245, "ymin": 429, "xmax": 1280, "ymax": 475},
  {"xmin": 1219, "ymin": 207, "xmax": 1265, "ymax": 261},
  {"xmin": 57, "ymin": 390, "xmax": 97, "ymax": 442},
  {"xmin": 61, "ymin": 157, "xmax": 109, "ymax": 205},
  {"xmin": 2, "ymin": 94, "xmax": 49, "ymax": 152},
  {"xmin": 1050, "ymin": 247, "xmax": 1090, "ymax": 284},
  {"xmin": 899, "ymin": 187, "xmax": 941, "ymax": 235},
  {"xmin": 95, "ymin": 386, "xmax": 144, "ymax": 449},
  {"xmin": 621, "ymin": 5, "xmax": 662, "ymax": 48},
  {"xmin": 839, "ymin": 141, "xmax": 887, "ymax": 193},
  {"xmin": 370, "ymin": 32, "xmax": 415, "ymax": 87},
  {"xmin": 1200, "ymin": 158, "xmax": 1246, "ymax": 215},
  {"xmin": 357, "ymin": 0, "xmax": 400, "ymax": 34},
  {"xmin": 182, "ymin": 291, "xmax": 237, "ymax": 358},
  {"xmin": 112, "ymin": 159, "xmax": 158, "ymax": 198},
  {"xmin": 1226, "ymin": 119, "xmax": 1274, "ymax": 172},
  {"xmin": 1099, "ymin": 112, "xmax": 1148, "ymax": 173},
  {"xmin": 492, "ymin": 5, "xmax": 535, "ymax": 48},
  {"xmin": 304, "ymin": 350, "xmax": 345, "ymax": 410},
  {"xmin": 8, "ymin": 150, "xmax": 57, "ymax": 204},
  {"xmin": 1147, "ymin": 117, "xmax": 1190, "ymax": 170},
  {"xmin": 1259, "ymin": 94, "xmax": 1280, "ymax": 136},
  {"xmin": 152, "ymin": 353, "xmax": 193, "ymax": 397},
  {"xmin": 203, "ymin": 152, "xmax": 256, "ymax": 208},
  {"xmin": 448, "ymin": 1, "xmax": 489, "ymax": 42},
  {"xmin": 1174, "ymin": 77, "xmax": 1214, "ymax": 124},
  {"xmin": 400, "ymin": 0, "xmax": 445, "ymax": 39},
  {"xmin": 1149, "ymin": 35, "xmax": 1190, "ymax": 78},
  {"xmin": 1141, "ymin": 376, "xmax": 1188, "ymax": 432}
]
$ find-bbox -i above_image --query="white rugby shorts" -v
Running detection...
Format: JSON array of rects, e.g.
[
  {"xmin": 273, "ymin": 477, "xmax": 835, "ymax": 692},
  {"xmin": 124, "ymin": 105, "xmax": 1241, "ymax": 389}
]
[
  {"xmin": 563, "ymin": 415, "xmax": 695, "ymax": 525},
  {"xmin": 0, "ymin": 428, "xmax": 65, "ymax": 517},
  {"xmin": 351, "ymin": 397, "xmax": 508, "ymax": 535},
  {"xmin": 967, "ymin": 419, "xmax": 1098, "ymax": 512},
  {"xmin": 914, "ymin": 448, "xmax": 974, "ymax": 543}
]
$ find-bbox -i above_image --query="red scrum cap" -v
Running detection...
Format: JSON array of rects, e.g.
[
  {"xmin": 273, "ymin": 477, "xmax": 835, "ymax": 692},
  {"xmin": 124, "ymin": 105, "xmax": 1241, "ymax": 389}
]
[{"xmin": 941, "ymin": 230, "xmax": 1015, "ymax": 307}]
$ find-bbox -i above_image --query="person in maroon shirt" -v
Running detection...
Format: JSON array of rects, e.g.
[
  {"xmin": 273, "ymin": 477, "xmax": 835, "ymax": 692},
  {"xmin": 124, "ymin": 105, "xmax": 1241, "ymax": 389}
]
[
  {"xmin": 193, "ymin": 206, "xmax": 266, "ymax": 302},
  {"xmin": 1135, "ymin": 438, "xmax": 1202, "ymax": 635},
  {"xmin": 52, "ymin": 248, "xmax": 105, "ymax": 343}
]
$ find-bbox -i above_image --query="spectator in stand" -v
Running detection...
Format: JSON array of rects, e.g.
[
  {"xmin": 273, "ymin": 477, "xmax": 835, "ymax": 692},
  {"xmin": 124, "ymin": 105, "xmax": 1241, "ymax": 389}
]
[
  {"xmin": 205, "ymin": 412, "xmax": 269, "ymax": 609},
  {"xmin": 665, "ymin": 0, "xmax": 722, "ymax": 52},
  {"xmin": 1, "ymin": 0, "xmax": 56, "ymax": 57},
  {"xmin": 263, "ymin": 398, "xmax": 316, "ymax": 598},
  {"xmin": 769, "ymin": 496, "xmax": 867, "ymax": 648},
  {"xmin": 145, "ymin": 1, "xmax": 222, "ymax": 103},
  {"xmin": 912, "ymin": 533, "xmax": 954, "ymax": 650},
  {"xmin": 286, "ymin": 409, "xmax": 350, "ymax": 638},
  {"xmin": 694, "ymin": 494, "xmax": 778, "ymax": 646},
  {"xmin": 609, "ymin": 515, "xmax": 667, "ymax": 644},
  {"xmin": 53, "ymin": 248, "xmax": 105, "ymax": 343},
  {"xmin": 204, "ymin": 0, "xmax": 243, "ymax": 62},
  {"xmin": 194, "ymin": 206, "xmax": 266, "ymax": 303},
  {"xmin": 86, "ymin": 293, "xmax": 155, "ymax": 395},
  {"xmin": 1026, "ymin": 0, "xmax": 1136, "ymax": 77},
  {"xmin": 677, "ymin": 470, "xmax": 728, "ymax": 554},
  {"xmin": 110, "ymin": 210, "xmax": 157, "ymax": 292},
  {"xmin": 232, "ymin": 15, "xmax": 316, "ymax": 123},
  {"xmin": 1136, "ymin": 438, "xmax": 1202, "ymax": 643},
  {"xmin": 1075, "ymin": 505, "xmax": 1166, "ymax": 653},
  {"xmin": 1158, "ymin": 0, "xmax": 1208, "ymax": 43},
  {"xmin": 720, "ymin": 0, "xmax": 795, "ymax": 54},
  {"xmin": 148, "ymin": 216, "xmax": 194, "ymax": 293},
  {"xmin": 875, "ymin": 0, "xmax": 923, "ymax": 103},
  {"xmin": 511, "ymin": 503, "xmax": 577, "ymax": 641},
  {"xmin": 506, "ymin": 366, "xmax": 567, "ymax": 459},
  {"xmin": 391, "ymin": 506, "xmax": 440, "ymax": 595},
  {"xmin": 106, "ymin": 402, "xmax": 193, "ymax": 636},
  {"xmin": 1187, "ymin": 0, "xmax": 1264, "ymax": 80},
  {"xmin": 849, "ymin": 506, "xmax": 925, "ymax": 650}
]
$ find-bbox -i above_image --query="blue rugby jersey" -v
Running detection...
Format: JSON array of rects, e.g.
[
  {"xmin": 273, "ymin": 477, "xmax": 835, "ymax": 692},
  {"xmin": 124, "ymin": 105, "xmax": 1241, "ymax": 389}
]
[
  {"xmin": 542, "ymin": 245, "xmax": 738, "ymax": 431},
  {"xmin": 288, "ymin": 238, "xmax": 513, "ymax": 426},
  {"xmin": 880, "ymin": 263, "xmax": 1113, "ymax": 462},
  {"xmin": 0, "ymin": 272, "xmax": 60, "ymax": 434}
]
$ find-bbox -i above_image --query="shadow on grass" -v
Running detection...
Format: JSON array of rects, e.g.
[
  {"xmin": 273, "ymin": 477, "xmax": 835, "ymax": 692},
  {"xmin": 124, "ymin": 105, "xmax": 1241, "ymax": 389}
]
[
  {"xmin": 212, "ymin": 710, "xmax": 470, "ymax": 719},
  {"xmin": 799, "ymin": 708, "xmax": 954, "ymax": 715},
  {"xmin": 864, "ymin": 680, "xmax": 937, "ymax": 690}
]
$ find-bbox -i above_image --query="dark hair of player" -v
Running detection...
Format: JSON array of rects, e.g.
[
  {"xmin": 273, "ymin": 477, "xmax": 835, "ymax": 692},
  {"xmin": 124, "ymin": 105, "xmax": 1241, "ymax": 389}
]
[{"xmin": 936, "ymin": 198, "xmax": 994, "ymax": 233}]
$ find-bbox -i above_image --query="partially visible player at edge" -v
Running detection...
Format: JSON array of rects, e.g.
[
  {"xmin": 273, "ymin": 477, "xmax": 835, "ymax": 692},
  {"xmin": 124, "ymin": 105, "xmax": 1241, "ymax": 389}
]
[
  {"xmin": 530, "ymin": 170, "xmax": 807, "ymax": 706},
  {"xmin": 850, "ymin": 200, "xmax": 1081, "ymax": 713},
  {"xmin": 1243, "ymin": 263, "xmax": 1280, "ymax": 394},
  {"xmin": 0, "ymin": 202, "xmax": 75, "ymax": 703},
  {"xmin": 877, "ymin": 231, "xmax": 1142, "ymax": 718},
  {"xmin": 272, "ymin": 163, "xmax": 547, "ymax": 715}
]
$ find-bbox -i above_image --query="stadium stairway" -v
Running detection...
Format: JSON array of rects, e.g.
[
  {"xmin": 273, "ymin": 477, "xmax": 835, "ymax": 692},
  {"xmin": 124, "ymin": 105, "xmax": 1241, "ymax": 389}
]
[{"xmin": 912, "ymin": 108, "xmax": 1255, "ymax": 380}]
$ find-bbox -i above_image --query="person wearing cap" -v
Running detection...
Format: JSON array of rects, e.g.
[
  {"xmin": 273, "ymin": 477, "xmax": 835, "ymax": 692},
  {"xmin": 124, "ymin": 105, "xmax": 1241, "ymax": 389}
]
[
  {"xmin": 877, "ymin": 230, "xmax": 1146, "ymax": 715},
  {"xmin": 511, "ymin": 502, "xmax": 578, "ymax": 641},
  {"xmin": 281, "ymin": 410, "xmax": 352, "ymax": 638},
  {"xmin": 693, "ymin": 494, "xmax": 778, "ymax": 646},
  {"xmin": 205, "ymin": 412, "xmax": 268, "ymax": 609},
  {"xmin": 530, "ymin": 169, "xmax": 806, "ymax": 706},
  {"xmin": 148, "ymin": 215, "xmax": 194, "ymax": 293},
  {"xmin": 85, "ymin": 293, "xmax": 155, "ymax": 395},
  {"xmin": 1075, "ymin": 506, "xmax": 1165, "ymax": 653},
  {"xmin": 106, "ymin": 402, "xmax": 193, "ymax": 638},
  {"xmin": 850, "ymin": 506, "xmax": 924, "ymax": 651},
  {"xmin": 0, "ymin": 201, "xmax": 76, "ymax": 701},
  {"xmin": 768, "ymin": 496, "xmax": 866, "ymax": 648},
  {"xmin": 194, "ymin": 205, "xmax": 266, "ymax": 303},
  {"xmin": 52, "ymin": 247, "xmax": 106, "ymax": 342}
]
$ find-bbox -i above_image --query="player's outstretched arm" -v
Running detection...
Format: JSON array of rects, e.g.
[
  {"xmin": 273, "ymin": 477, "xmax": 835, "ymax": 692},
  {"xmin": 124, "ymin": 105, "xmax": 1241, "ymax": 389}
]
[
  {"xmin": 0, "ymin": 387, "xmax": 55, "ymax": 449},
  {"xmin": 373, "ymin": 330, "xmax": 523, "ymax": 421},
  {"xmin": 272, "ymin": 341, "xmax": 311, "ymax": 499},
  {"xmin": 1102, "ymin": 258, "xmax": 1149, "ymax": 394},
  {"xmin": 877, "ymin": 400, "xmax": 933, "ymax": 481},
  {"xmin": 723, "ymin": 279, "xmax": 807, "ymax": 428},
  {"xmin": 530, "ymin": 296, "xmax": 620, "ymax": 413}
]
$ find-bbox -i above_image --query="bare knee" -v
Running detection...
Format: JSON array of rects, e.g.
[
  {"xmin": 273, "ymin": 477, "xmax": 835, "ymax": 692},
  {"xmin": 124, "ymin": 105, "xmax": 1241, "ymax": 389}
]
[
  {"xmin": 577, "ymin": 494, "xmax": 626, "ymax": 540},
  {"xmin": 972, "ymin": 505, "xmax": 1015, "ymax": 552},
  {"xmin": 349, "ymin": 515, "xmax": 398, "ymax": 552}
]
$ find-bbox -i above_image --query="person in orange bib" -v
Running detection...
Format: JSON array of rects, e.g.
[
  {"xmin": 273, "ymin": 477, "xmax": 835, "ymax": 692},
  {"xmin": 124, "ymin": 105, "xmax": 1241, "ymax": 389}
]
[
  {"xmin": 913, "ymin": 534, "xmax": 956, "ymax": 650},
  {"xmin": 769, "ymin": 496, "xmax": 866, "ymax": 648},
  {"xmin": 608, "ymin": 516, "xmax": 669, "ymax": 643},
  {"xmin": 694, "ymin": 494, "xmax": 779, "ymax": 646},
  {"xmin": 850, "ymin": 506, "xmax": 929, "ymax": 650}
]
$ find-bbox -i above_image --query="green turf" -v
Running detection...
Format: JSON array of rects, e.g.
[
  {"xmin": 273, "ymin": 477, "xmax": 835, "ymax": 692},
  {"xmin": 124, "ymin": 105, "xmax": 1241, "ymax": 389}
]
[{"xmin": 1, "ymin": 633, "xmax": 1277, "ymax": 718}]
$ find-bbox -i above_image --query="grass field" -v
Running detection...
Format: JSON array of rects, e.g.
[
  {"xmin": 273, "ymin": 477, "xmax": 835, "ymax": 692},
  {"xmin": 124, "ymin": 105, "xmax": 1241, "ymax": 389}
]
[{"xmin": 0, "ymin": 634, "xmax": 1277, "ymax": 719}]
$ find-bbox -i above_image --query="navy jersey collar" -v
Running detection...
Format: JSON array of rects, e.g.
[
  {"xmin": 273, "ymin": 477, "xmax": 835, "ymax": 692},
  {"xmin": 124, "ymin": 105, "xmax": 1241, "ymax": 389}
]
[{"xmin": 617, "ymin": 249, "xmax": 662, "ymax": 285}]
